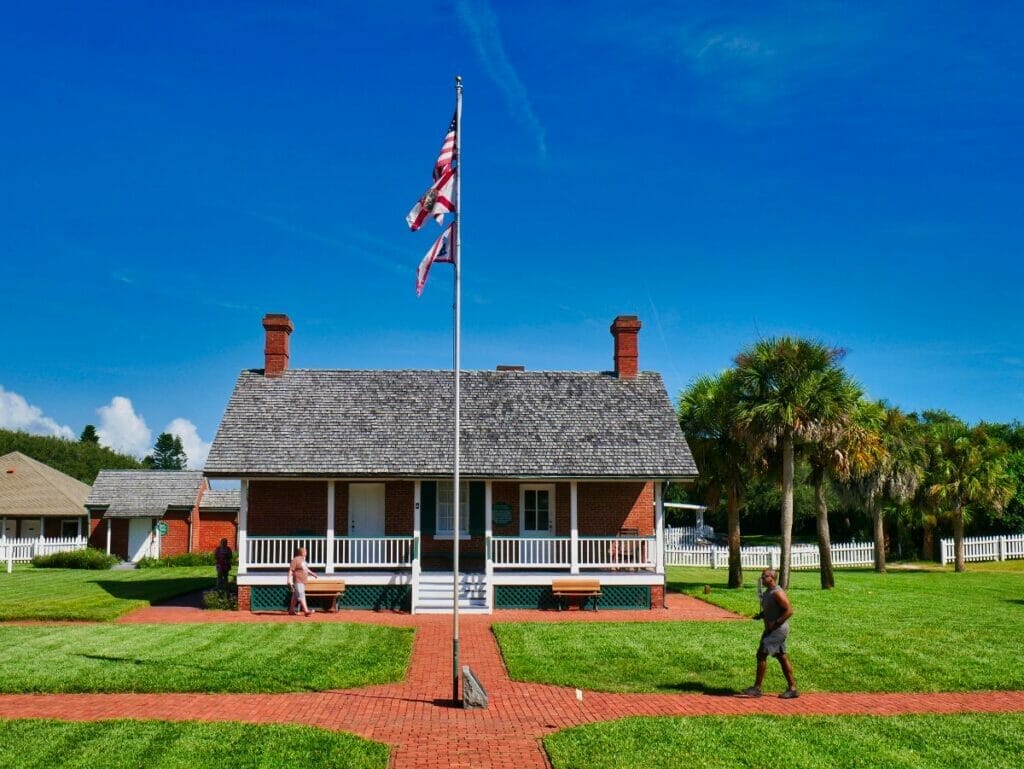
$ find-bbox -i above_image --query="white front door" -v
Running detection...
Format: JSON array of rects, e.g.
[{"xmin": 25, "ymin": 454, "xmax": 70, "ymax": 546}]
[
  {"xmin": 128, "ymin": 518, "xmax": 156, "ymax": 562},
  {"xmin": 349, "ymin": 483, "xmax": 385, "ymax": 537}
]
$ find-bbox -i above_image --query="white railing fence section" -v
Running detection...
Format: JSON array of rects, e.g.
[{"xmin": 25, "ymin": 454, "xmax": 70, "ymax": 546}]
[
  {"xmin": 664, "ymin": 525, "xmax": 715, "ymax": 548},
  {"xmin": 664, "ymin": 541, "xmax": 874, "ymax": 570},
  {"xmin": 334, "ymin": 536, "xmax": 415, "ymax": 567},
  {"xmin": 1, "ymin": 535, "xmax": 88, "ymax": 572},
  {"xmin": 491, "ymin": 536, "xmax": 571, "ymax": 568},
  {"xmin": 940, "ymin": 534, "xmax": 1024, "ymax": 565},
  {"xmin": 247, "ymin": 536, "xmax": 328, "ymax": 568},
  {"xmin": 578, "ymin": 536, "xmax": 656, "ymax": 569}
]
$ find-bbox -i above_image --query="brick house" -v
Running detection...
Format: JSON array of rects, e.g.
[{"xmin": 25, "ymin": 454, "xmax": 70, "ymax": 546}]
[
  {"xmin": 85, "ymin": 471, "xmax": 238, "ymax": 561},
  {"xmin": 205, "ymin": 313, "xmax": 697, "ymax": 613}
]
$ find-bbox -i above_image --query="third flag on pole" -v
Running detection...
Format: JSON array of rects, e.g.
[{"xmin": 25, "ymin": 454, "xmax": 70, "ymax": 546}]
[{"xmin": 416, "ymin": 223, "xmax": 455, "ymax": 296}]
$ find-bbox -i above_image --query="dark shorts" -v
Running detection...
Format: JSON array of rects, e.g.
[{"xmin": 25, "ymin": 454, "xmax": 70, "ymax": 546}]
[{"xmin": 758, "ymin": 626, "xmax": 789, "ymax": 658}]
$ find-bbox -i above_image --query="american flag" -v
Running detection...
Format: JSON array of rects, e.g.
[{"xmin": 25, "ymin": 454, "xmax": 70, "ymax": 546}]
[
  {"xmin": 416, "ymin": 223, "xmax": 455, "ymax": 296},
  {"xmin": 433, "ymin": 113, "xmax": 456, "ymax": 181}
]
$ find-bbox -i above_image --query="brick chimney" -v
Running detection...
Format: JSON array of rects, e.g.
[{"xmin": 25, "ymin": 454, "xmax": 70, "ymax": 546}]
[
  {"xmin": 262, "ymin": 313, "xmax": 293, "ymax": 377},
  {"xmin": 610, "ymin": 315, "xmax": 641, "ymax": 379}
]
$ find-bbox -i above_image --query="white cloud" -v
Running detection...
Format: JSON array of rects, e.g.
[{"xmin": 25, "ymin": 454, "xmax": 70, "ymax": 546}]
[
  {"xmin": 96, "ymin": 396, "xmax": 152, "ymax": 457},
  {"xmin": 164, "ymin": 417, "xmax": 211, "ymax": 469},
  {"xmin": 456, "ymin": 0, "xmax": 548, "ymax": 158},
  {"xmin": 0, "ymin": 386, "xmax": 75, "ymax": 439}
]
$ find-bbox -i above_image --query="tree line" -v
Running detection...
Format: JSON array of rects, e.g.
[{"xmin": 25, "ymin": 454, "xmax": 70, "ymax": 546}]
[{"xmin": 677, "ymin": 337, "xmax": 1019, "ymax": 589}]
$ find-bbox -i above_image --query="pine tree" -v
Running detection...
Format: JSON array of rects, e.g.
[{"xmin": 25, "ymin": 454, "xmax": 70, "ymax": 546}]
[
  {"xmin": 80, "ymin": 424, "xmax": 100, "ymax": 444},
  {"xmin": 143, "ymin": 432, "xmax": 188, "ymax": 469}
]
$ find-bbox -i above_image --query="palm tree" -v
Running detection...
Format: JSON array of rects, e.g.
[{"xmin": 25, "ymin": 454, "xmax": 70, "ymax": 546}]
[
  {"xmin": 679, "ymin": 371, "xmax": 747, "ymax": 588},
  {"xmin": 849, "ymin": 402, "xmax": 924, "ymax": 572},
  {"xmin": 733, "ymin": 337, "xmax": 856, "ymax": 588},
  {"xmin": 927, "ymin": 422, "xmax": 1015, "ymax": 572}
]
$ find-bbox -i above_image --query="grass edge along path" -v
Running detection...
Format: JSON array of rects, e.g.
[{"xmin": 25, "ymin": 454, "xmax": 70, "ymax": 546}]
[
  {"xmin": 544, "ymin": 713, "xmax": 1024, "ymax": 769},
  {"xmin": 0, "ymin": 623, "xmax": 414, "ymax": 693},
  {"xmin": 0, "ymin": 718, "xmax": 388, "ymax": 769},
  {"xmin": 0, "ymin": 566, "xmax": 214, "ymax": 622},
  {"xmin": 495, "ymin": 567, "xmax": 1024, "ymax": 694}
]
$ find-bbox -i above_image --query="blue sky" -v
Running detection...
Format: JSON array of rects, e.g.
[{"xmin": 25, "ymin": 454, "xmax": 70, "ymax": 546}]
[{"xmin": 2, "ymin": 1, "xmax": 1023, "ymax": 466}]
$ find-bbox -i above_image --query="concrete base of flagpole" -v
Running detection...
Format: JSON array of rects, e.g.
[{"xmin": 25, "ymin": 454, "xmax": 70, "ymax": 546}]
[{"xmin": 462, "ymin": 665, "xmax": 488, "ymax": 709}]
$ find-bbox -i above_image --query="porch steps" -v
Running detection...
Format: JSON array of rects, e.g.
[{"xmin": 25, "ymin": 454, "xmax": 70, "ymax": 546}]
[{"xmin": 415, "ymin": 571, "xmax": 489, "ymax": 614}]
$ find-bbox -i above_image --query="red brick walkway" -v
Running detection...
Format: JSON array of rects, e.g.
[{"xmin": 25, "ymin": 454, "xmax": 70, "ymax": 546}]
[{"xmin": 3, "ymin": 595, "xmax": 1024, "ymax": 768}]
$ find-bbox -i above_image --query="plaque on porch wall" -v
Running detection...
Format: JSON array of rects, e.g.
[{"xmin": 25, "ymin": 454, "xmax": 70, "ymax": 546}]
[
  {"xmin": 492, "ymin": 503, "xmax": 513, "ymax": 526},
  {"xmin": 156, "ymin": 522, "xmax": 169, "ymax": 536}
]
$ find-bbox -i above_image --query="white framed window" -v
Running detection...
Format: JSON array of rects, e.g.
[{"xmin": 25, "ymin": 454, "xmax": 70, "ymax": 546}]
[
  {"xmin": 437, "ymin": 481, "xmax": 470, "ymax": 536},
  {"xmin": 520, "ymin": 484, "xmax": 555, "ymax": 536}
]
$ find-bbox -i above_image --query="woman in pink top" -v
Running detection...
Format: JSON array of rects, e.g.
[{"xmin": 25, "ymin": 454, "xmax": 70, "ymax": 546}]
[{"xmin": 287, "ymin": 546, "xmax": 318, "ymax": 616}]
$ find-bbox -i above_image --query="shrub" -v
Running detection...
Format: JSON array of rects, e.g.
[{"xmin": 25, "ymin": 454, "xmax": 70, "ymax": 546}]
[
  {"xmin": 137, "ymin": 552, "xmax": 220, "ymax": 568},
  {"xmin": 31, "ymin": 548, "xmax": 118, "ymax": 570},
  {"xmin": 202, "ymin": 588, "xmax": 237, "ymax": 610}
]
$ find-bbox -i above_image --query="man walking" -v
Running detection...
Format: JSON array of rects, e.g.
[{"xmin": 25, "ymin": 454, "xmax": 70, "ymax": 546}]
[
  {"xmin": 743, "ymin": 568, "xmax": 799, "ymax": 699},
  {"xmin": 288, "ymin": 546, "xmax": 318, "ymax": 617}
]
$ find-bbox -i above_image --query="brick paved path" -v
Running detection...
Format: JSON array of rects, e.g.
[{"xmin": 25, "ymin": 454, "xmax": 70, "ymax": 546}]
[{"xmin": 3, "ymin": 594, "xmax": 1024, "ymax": 768}]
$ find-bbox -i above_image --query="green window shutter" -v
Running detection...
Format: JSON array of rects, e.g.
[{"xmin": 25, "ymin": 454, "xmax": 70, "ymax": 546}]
[
  {"xmin": 469, "ymin": 481, "xmax": 486, "ymax": 536},
  {"xmin": 421, "ymin": 481, "xmax": 437, "ymax": 536}
]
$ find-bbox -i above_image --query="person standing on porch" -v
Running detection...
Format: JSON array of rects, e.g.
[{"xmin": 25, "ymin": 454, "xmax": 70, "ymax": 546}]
[
  {"xmin": 214, "ymin": 538, "xmax": 232, "ymax": 592},
  {"xmin": 288, "ymin": 546, "xmax": 317, "ymax": 616},
  {"xmin": 743, "ymin": 568, "xmax": 799, "ymax": 699}
]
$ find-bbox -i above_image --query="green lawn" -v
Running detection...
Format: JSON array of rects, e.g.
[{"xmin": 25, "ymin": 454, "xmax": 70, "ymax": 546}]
[
  {"xmin": 0, "ymin": 565, "xmax": 215, "ymax": 621},
  {"xmin": 494, "ymin": 567, "xmax": 1024, "ymax": 693},
  {"xmin": 545, "ymin": 714, "xmax": 1024, "ymax": 769},
  {"xmin": 0, "ymin": 623, "xmax": 413, "ymax": 692},
  {"xmin": 0, "ymin": 719, "xmax": 388, "ymax": 769}
]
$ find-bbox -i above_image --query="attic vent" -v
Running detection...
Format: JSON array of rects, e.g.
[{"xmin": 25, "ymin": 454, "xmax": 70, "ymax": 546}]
[{"xmin": 496, "ymin": 365, "xmax": 525, "ymax": 372}]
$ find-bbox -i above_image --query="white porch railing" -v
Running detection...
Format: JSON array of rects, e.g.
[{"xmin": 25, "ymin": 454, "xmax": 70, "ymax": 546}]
[
  {"xmin": 940, "ymin": 534, "xmax": 1024, "ymax": 565},
  {"xmin": 246, "ymin": 535, "xmax": 416, "ymax": 569},
  {"xmin": 334, "ymin": 536, "xmax": 416, "ymax": 567},
  {"xmin": 665, "ymin": 541, "xmax": 875, "ymax": 570},
  {"xmin": 489, "ymin": 535, "xmax": 657, "ymax": 570},
  {"xmin": 2, "ymin": 536, "xmax": 88, "ymax": 572}
]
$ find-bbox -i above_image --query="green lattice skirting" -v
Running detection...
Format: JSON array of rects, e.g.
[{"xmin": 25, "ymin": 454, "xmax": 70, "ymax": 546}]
[
  {"xmin": 494, "ymin": 584, "xmax": 651, "ymax": 610},
  {"xmin": 250, "ymin": 584, "xmax": 411, "ymax": 612}
]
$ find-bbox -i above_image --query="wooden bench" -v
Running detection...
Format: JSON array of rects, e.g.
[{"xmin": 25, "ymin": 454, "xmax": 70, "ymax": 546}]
[
  {"xmin": 302, "ymin": 579, "xmax": 346, "ymax": 612},
  {"xmin": 551, "ymin": 578, "xmax": 601, "ymax": 611}
]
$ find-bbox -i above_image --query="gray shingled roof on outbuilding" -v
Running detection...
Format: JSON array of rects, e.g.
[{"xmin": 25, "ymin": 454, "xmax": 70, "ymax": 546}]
[
  {"xmin": 85, "ymin": 471, "xmax": 204, "ymax": 518},
  {"xmin": 205, "ymin": 369, "xmax": 697, "ymax": 479},
  {"xmin": 199, "ymin": 489, "xmax": 240, "ymax": 510}
]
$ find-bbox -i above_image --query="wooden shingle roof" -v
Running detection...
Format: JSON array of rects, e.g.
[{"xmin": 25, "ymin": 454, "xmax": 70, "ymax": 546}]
[
  {"xmin": 199, "ymin": 489, "xmax": 240, "ymax": 510},
  {"xmin": 0, "ymin": 451, "xmax": 91, "ymax": 518},
  {"xmin": 205, "ymin": 369, "xmax": 697, "ymax": 479},
  {"xmin": 85, "ymin": 470, "xmax": 204, "ymax": 518}
]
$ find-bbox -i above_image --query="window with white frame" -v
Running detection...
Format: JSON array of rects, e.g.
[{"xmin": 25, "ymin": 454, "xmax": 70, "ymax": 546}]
[{"xmin": 437, "ymin": 481, "xmax": 470, "ymax": 535}]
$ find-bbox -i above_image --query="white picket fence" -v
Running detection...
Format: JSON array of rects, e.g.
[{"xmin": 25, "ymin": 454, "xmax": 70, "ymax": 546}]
[
  {"xmin": 665, "ymin": 540, "xmax": 875, "ymax": 570},
  {"xmin": 940, "ymin": 534, "xmax": 1024, "ymax": 565},
  {"xmin": 1, "ymin": 536, "xmax": 88, "ymax": 572}
]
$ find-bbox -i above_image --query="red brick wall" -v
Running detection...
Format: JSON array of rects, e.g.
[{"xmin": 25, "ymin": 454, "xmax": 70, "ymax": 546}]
[
  {"xmin": 492, "ymin": 482, "xmax": 519, "ymax": 536},
  {"xmin": 651, "ymin": 584, "xmax": 665, "ymax": 609},
  {"xmin": 198, "ymin": 511, "xmax": 237, "ymax": 552},
  {"xmin": 160, "ymin": 511, "xmax": 190, "ymax": 557},
  {"xmin": 386, "ymin": 481, "xmax": 414, "ymax": 535},
  {"xmin": 248, "ymin": 480, "xmax": 327, "ymax": 535},
  {"xmin": 88, "ymin": 516, "xmax": 105, "ymax": 549},
  {"xmin": 577, "ymin": 482, "xmax": 653, "ymax": 535},
  {"xmin": 237, "ymin": 585, "xmax": 251, "ymax": 611},
  {"xmin": 109, "ymin": 520, "xmax": 130, "ymax": 560}
]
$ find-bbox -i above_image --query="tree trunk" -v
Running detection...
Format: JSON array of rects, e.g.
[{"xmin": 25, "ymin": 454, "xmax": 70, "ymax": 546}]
[
  {"xmin": 814, "ymin": 469, "xmax": 835, "ymax": 589},
  {"xmin": 954, "ymin": 505, "xmax": 965, "ymax": 573},
  {"xmin": 922, "ymin": 519, "xmax": 935, "ymax": 562},
  {"xmin": 871, "ymin": 499, "xmax": 886, "ymax": 573},
  {"xmin": 780, "ymin": 434, "xmax": 794, "ymax": 589},
  {"xmin": 727, "ymin": 484, "xmax": 742, "ymax": 589}
]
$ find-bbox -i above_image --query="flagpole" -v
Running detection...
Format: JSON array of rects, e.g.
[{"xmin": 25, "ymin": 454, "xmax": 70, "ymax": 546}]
[{"xmin": 451, "ymin": 74, "xmax": 463, "ymax": 705}]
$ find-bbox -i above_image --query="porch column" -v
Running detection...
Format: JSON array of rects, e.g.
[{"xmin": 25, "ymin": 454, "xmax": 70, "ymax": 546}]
[
  {"xmin": 326, "ymin": 481, "xmax": 335, "ymax": 574},
  {"xmin": 1, "ymin": 516, "xmax": 6, "ymax": 541},
  {"xmin": 485, "ymin": 481, "xmax": 494, "ymax": 607},
  {"xmin": 570, "ymin": 481, "xmax": 579, "ymax": 574},
  {"xmin": 106, "ymin": 518, "xmax": 112, "ymax": 556},
  {"xmin": 238, "ymin": 480, "xmax": 248, "ymax": 575},
  {"xmin": 655, "ymin": 482, "xmax": 665, "ymax": 573},
  {"xmin": 412, "ymin": 481, "xmax": 421, "ymax": 614},
  {"xmin": 39, "ymin": 516, "xmax": 44, "ymax": 541}
]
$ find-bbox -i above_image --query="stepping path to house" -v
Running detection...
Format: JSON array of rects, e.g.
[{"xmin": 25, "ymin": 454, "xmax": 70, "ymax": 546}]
[{"xmin": 4, "ymin": 593, "xmax": 1024, "ymax": 768}]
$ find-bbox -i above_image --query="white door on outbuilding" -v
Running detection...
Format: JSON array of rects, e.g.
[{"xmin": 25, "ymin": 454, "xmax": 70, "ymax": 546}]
[{"xmin": 128, "ymin": 518, "xmax": 157, "ymax": 562}]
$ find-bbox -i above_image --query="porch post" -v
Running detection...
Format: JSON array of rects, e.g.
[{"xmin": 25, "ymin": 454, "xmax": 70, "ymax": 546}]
[
  {"xmin": 570, "ymin": 481, "xmax": 579, "ymax": 574},
  {"xmin": 39, "ymin": 516, "xmax": 45, "ymax": 541},
  {"xmin": 412, "ymin": 481, "xmax": 422, "ymax": 614},
  {"xmin": 238, "ymin": 479, "xmax": 248, "ymax": 575},
  {"xmin": 655, "ymin": 482, "xmax": 665, "ymax": 573},
  {"xmin": 326, "ymin": 481, "xmax": 336, "ymax": 574},
  {"xmin": 485, "ymin": 481, "xmax": 494, "ymax": 608},
  {"xmin": 106, "ymin": 518, "xmax": 112, "ymax": 556}
]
